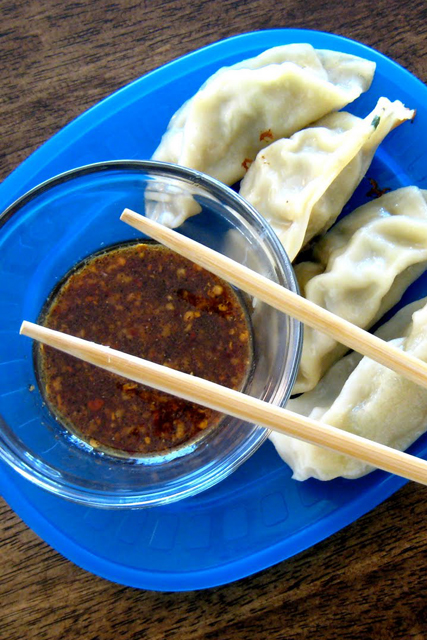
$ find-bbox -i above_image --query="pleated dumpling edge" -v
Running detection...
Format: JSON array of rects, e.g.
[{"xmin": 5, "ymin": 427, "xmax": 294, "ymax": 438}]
[{"xmin": 152, "ymin": 43, "xmax": 376, "ymax": 189}]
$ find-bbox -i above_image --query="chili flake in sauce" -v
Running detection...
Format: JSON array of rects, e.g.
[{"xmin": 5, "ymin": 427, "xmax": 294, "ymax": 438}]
[{"xmin": 37, "ymin": 242, "xmax": 253, "ymax": 455}]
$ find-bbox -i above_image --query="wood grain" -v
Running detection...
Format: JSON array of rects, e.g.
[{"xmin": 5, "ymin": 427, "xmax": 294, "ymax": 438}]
[{"xmin": 2, "ymin": 0, "xmax": 427, "ymax": 638}]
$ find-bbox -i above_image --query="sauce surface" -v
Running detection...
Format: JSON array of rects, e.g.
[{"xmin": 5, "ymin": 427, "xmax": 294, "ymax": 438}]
[{"xmin": 37, "ymin": 242, "xmax": 252, "ymax": 455}]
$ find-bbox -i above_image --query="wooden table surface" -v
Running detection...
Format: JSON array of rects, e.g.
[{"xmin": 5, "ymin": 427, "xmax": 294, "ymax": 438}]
[{"xmin": 2, "ymin": 0, "xmax": 427, "ymax": 638}]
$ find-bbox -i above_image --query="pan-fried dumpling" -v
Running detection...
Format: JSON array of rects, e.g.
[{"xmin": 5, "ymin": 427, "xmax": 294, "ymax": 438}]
[
  {"xmin": 239, "ymin": 98, "xmax": 414, "ymax": 260},
  {"xmin": 294, "ymin": 187, "xmax": 427, "ymax": 394},
  {"xmin": 152, "ymin": 44, "xmax": 375, "ymax": 189},
  {"xmin": 270, "ymin": 298, "xmax": 427, "ymax": 481}
]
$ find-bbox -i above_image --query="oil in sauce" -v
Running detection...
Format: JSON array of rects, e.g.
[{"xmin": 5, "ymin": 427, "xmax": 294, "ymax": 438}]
[{"xmin": 37, "ymin": 242, "xmax": 253, "ymax": 455}]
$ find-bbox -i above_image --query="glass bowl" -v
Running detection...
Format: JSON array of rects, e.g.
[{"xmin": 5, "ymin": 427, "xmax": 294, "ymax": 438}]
[{"xmin": 0, "ymin": 160, "xmax": 301, "ymax": 508}]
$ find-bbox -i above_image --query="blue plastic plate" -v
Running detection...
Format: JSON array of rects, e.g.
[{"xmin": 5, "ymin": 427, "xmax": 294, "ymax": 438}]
[{"xmin": 1, "ymin": 29, "xmax": 427, "ymax": 592}]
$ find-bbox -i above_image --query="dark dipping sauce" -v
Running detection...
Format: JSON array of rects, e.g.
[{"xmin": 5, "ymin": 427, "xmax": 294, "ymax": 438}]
[{"xmin": 37, "ymin": 242, "xmax": 253, "ymax": 456}]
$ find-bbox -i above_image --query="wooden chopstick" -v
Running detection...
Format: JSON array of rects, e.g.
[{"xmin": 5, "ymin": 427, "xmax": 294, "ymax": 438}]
[
  {"xmin": 121, "ymin": 208, "xmax": 427, "ymax": 391},
  {"xmin": 20, "ymin": 320, "xmax": 427, "ymax": 485}
]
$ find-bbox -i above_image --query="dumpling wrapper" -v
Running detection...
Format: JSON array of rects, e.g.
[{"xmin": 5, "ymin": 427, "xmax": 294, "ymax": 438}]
[
  {"xmin": 239, "ymin": 97, "xmax": 414, "ymax": 261},
  {"xmin": 294, "ymin": 187, "xmax": 427, "ymax": 394},
  {"xmin": 270, "ymin": 298, "xmax": 427, "ymax": 481},
  {"xmin": 152, "ymin": 44, "xmax": 375, "ymax": 192}
]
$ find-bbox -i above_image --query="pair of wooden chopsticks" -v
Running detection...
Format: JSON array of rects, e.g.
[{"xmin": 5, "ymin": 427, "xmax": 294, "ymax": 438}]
[{"xmin": 20, "ymin": 209, "xmax": 427, "ymax": 486}]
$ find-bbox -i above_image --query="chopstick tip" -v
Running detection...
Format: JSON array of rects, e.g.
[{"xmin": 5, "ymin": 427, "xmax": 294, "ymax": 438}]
[
  {"xmin": 121, "ymin": 209, "xmax": 157, "ymax": 230},
  {"xmin": 20, "ymin": 320, "xmax": 32, "ymax": 336},
  {"xmin": 120, "ymin": 208, "xmax": 134, "ymax": 221}
]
